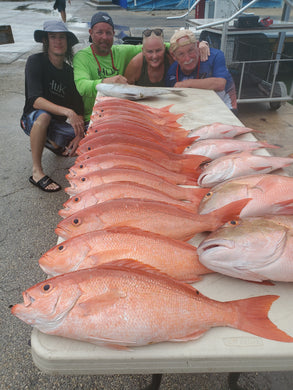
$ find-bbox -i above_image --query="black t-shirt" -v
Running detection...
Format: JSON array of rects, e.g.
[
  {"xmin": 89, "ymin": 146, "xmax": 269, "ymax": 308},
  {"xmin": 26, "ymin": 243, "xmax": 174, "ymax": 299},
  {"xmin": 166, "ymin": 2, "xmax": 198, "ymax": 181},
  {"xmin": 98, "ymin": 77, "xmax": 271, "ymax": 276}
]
[{"xmin": 22, "ymin": 53, "xmax": 84, "ymax": 121}]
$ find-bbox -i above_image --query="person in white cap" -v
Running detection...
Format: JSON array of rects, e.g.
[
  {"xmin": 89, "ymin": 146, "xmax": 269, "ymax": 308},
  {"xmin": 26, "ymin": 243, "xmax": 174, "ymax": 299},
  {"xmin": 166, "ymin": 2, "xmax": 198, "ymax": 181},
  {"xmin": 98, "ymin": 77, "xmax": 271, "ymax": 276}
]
[
  {"xmin": 166, "ymin": 29, "xmax": 237, "ymax": 114},
  {"xmin": 20, "ymin": 21, "xmax": 85, "ymax": 192}
]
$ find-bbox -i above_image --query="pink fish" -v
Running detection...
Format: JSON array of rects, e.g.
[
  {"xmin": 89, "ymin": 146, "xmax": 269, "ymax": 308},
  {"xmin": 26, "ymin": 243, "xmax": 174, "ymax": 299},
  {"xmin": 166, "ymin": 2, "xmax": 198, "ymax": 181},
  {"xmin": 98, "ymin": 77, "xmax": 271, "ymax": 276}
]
[
  {"xmin": 11, "ymin": 260, "xmax": 293, "ymax": 348},
  {"xmin": 189, "ymin": 122, "xmax": 257, "ymax": 140},
  {"xmin": 198, "ymin": 152, "xmax": 293, "ymax": 187},
  {"xmin": 39, "ymin": 226, "xmax": 211, "ymax": 281},
  {"xmin": 198, "ymin": 215, "xmax": 293, "ymax": 282},
  {"xmin": 184, "ymin": 138, "xmax": 279, "ymax": 160},
  {"xmin": 67, "ymin": 153, "xmax": 199, "ymax": 185},
  {"xmin": 59, "ymin": 181, "xmax": 207, "ymax": 218},
  {"xmin": 55, "ymin": 197, "xmax": 249, "ymax": 241},
  {"xmin": 199, "ymin": 174, "xmax": 293, "ymax": 217},
  {"xmin": 65, "ymin": 167, "xmax": 201, "ymax": 196}
]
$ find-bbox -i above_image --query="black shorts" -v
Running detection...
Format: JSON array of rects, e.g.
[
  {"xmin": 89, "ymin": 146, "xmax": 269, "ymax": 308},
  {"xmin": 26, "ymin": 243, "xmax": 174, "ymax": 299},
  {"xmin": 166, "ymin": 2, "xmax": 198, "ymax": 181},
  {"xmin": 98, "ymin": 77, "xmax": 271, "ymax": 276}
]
[{"xmin": 53, "ymin": 0, "xmax": 66, "ymax": 12}]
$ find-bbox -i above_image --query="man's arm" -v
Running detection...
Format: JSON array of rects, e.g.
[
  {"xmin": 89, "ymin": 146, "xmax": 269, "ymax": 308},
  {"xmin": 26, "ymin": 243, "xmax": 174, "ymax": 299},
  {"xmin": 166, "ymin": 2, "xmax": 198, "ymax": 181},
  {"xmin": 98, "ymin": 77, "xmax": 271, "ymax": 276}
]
[{"xmin": 174, "ymin": 77, "xmax": 226, "ymax": 91}]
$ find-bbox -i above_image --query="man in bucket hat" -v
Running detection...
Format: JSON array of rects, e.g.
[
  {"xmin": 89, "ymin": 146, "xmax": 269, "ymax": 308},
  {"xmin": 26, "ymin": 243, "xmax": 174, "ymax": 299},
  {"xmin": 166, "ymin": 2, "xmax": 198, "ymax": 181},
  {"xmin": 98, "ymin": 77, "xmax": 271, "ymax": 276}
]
[
  {"xmin": 20, "ymin": 21, "xmax": 84, "ymax": 192},
  {"xmin": 73, "ymin": 11, "xmax": 143, "ymax": 123},
  {"xmin": 166, "ymin": 29, "xmax": 237, "ymax": 114}
]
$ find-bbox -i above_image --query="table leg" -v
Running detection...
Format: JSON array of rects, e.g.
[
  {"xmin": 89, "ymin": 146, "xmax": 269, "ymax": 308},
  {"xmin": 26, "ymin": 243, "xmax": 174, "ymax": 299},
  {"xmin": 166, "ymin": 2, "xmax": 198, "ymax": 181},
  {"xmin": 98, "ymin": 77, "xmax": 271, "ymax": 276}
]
[
  {"xmin": 228, "ymin": 372, "xmax": 244, "ymax": 390},
  {"xmin": 143, "ymin": 374, "xmax": 163, "ymax": 390}
]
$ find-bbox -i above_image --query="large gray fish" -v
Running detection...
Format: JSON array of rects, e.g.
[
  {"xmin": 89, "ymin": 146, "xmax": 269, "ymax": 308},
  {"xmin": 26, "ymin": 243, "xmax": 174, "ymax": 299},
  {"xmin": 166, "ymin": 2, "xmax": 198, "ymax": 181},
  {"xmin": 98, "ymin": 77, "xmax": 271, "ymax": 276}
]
[
  {"xmin": 198, "ymin": 215, "xmax": 293, "ymax": 282},
  {"xmin": 96, "ymin": 83, "xmax": 186, "ymax": 100}
]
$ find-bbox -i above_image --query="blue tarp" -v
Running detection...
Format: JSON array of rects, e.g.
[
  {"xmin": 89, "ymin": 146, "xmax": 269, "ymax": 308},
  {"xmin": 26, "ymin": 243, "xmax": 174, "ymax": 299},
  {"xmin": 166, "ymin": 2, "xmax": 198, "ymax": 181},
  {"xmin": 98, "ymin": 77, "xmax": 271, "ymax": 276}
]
[
  {"xmin": 243, "ymin": 0, "xmax": 282, "ymax": 7},
  {"xmin": 121, "ymin": 0, "xmax": 192, "ymax": 10},
  {"xmin": 120, "ymin": 0, "xmax": 283, "ymax": 11}
]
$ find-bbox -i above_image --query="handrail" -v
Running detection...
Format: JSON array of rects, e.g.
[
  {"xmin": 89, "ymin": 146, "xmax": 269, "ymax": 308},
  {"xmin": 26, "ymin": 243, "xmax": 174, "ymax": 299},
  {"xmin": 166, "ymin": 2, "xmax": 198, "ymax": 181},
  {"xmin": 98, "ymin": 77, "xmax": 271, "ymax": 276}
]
[
  {"xmin": 191, "ymin": 0, "xmax": 260, "ymax": 30},
  {"xmin": 167, "ymin": 0, "xmax": 202, "ymax": 20},
  {"xmin": 167, "ymin": 0, "xmax": 260, "ymax": 22},
  {"xmin": 285, "ymin": 0, "xmax": 293, "ymax": 8}
]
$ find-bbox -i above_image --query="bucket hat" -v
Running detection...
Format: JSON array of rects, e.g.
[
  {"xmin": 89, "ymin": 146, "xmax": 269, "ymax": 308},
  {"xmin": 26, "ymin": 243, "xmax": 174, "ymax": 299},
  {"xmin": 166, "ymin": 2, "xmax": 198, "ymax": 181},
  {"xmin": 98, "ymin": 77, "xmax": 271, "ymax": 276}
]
[{"xmin": 34, "ymin": 21, "xmax": 79, "ymax": 46}]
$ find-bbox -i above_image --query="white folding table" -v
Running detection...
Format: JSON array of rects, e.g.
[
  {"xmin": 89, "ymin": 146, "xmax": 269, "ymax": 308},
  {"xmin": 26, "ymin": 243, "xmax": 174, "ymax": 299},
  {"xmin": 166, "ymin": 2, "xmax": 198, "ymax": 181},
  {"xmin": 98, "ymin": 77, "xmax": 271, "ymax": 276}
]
[{"xmin": 31, "ymin": 88, "xmax": 293, "ymax": 388}]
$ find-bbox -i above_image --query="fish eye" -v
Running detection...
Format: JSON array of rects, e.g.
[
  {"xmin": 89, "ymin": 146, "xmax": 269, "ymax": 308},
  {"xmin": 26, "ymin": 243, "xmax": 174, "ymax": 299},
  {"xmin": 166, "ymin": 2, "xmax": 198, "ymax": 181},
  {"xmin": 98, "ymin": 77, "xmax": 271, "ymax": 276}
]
[
  {"xmin": 42, "ymin": 283, "xmax": 52, "ymax": 292},
  {"xmin": 73, "ymin": 197, "xmax": 81, "ymax": 203},
  {"xmin": 73, "ymin": 218, "xmax": 81, "ymax": 226},
  {"xmin": 228, "ymin": 220, "xmax": 239, "ymax": 226},
  {"xmin": 205, "ymin": 191, "xmax": 213, "ymax": 198},
  {"xmin": 79, "ymin": 164, "xmax": 84, "ymax": 169},
  {"xmin": 58, "ymin": 245, "xmax": 64, "ymax": 251},
  {"xmin": 81, "ymin": 177, "xmax": 86, "ymax": 182}
]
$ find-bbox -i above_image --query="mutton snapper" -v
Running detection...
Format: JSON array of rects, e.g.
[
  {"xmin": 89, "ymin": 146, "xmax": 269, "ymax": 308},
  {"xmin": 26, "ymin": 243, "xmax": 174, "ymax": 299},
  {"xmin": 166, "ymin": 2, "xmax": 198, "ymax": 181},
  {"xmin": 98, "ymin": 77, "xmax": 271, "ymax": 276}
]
[
  {"xmin": 11, "ymin": 260, "xmax": 293, "ymax": 348},
  {"xmin": 188, "ymin": 122, "xmax": 257, "ymax": 140},
  {"xmin": 198, "ymin": 152, "xmax": 293, "ymax": 187},
  {"xmin": 184, "ymin": 138, "xmax": 279, "ymax": 160},
  {"xmin": 198, "ymin": 174, "xmax": 293, "ymax": 218},
  {"xmin": 198, "ymin": 215, "xmax": 293, "ymax": 282},
  {"xmin": 96, "ymin": 83, "xmax": 186, "ymax": 100}
]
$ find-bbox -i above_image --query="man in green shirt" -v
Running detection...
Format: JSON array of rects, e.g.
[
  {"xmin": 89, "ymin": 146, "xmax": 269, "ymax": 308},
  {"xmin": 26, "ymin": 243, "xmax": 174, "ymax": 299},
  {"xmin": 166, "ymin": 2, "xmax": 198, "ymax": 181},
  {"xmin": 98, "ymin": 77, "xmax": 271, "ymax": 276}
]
[{"xmin": 73, "ymin": 12, "xmax": 142, "ymax": 123}]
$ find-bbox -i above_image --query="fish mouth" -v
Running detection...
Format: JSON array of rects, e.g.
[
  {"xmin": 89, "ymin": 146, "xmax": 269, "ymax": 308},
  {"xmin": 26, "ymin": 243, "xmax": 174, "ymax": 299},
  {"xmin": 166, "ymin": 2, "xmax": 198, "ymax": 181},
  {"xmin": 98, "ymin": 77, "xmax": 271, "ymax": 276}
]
[
  {"xmin": 197, "ymin": 174, "xmax": 208, "ymax": 187},
  {"xmin": 198, "ymin": 239, "xmax": 235, "ymax": 255},
  {"xmin": 22, "ymin": 291, "xmax": 35, "ymax": 307},
  {"xmin": 55, "ymin": 226, "xmax": 70, "ymax": 241},
  {"xmin": 65, "ymin": 184, "xmax": 77, "ymax": 195},
  {"xmin": 58, "ymin": 208, "xmax": 71, "ymax": 218},
  {"xmin": 67, "ymin": 169, "xmax": 77, "ymax": 177}
]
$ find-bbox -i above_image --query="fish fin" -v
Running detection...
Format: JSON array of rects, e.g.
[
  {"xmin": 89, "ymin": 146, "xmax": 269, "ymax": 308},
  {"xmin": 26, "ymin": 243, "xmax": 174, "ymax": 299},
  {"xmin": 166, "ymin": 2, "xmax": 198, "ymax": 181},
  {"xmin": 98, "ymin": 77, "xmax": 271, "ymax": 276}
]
[
  {"xmin": 100, "ymin": 259, "xmax": 179, "ymax": 280},
  {"xmin": 86, "ymin": 336, "xmax": 134, "ymax": 350},
  {"xmin": 180, "ymin": 187, "xmax": 210, "ymax": 208},
  {"xmin": 248, "ymin": 280, "xmax": 275, "ymax": 286},
  {"xmin": 168, "ymin": 89, "xmax": 187, "ymax": 96},
  {"xmin": 233, "ymin": 295, "xmax": 293, "ymax": 342},
  {"xmin": 160, "ymin": 104, "xmax": 174, "ymax": 112},
  {"xmin": 273, "ymin": 199, "xmax": 293, "ymax": 214},
  {"xmin": 78, "ymin": 289, "xmax": 127, "ymax": 315},
  {"xmin": 252, "ymin": 165, "xmax": 273, "ymax": 171},
  {"xmin": 103, "ymin": 343, "xmax": 132, "ymax": 351},
  {"xmin": 210, "ymin": 198, "xmax": 252, "ymax": 223},
  {"xmin": 171, "ymin": 329, "xmax": 207, "ymax": 342},
  {"xmin": 259, "ymin": 141, "xmax": 280, "ymax": 149}
]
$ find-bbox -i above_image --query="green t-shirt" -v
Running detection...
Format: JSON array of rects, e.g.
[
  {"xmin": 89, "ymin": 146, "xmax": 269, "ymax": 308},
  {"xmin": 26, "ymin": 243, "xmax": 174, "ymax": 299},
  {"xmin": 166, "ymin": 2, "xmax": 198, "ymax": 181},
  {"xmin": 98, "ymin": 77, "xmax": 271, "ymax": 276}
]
[{"xmin": 73, "ymin": 44, "xmax": 142, "ymax": 121}]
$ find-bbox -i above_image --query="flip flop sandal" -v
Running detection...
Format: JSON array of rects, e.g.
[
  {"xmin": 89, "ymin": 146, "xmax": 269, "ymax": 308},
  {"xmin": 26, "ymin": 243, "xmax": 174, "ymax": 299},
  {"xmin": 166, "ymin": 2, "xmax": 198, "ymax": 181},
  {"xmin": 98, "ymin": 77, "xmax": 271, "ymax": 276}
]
[{"xmin": 29, "ymin": 175, "xmax": 61, "ymax": 192}]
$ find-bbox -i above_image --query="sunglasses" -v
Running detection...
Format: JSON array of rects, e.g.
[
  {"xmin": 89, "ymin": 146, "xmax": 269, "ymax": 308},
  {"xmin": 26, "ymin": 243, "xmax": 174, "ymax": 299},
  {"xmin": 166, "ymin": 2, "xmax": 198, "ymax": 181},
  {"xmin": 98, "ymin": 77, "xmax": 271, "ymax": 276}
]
[{"xmin": 142, "ymin": 28, "xmax": 163, "ymax": 37}]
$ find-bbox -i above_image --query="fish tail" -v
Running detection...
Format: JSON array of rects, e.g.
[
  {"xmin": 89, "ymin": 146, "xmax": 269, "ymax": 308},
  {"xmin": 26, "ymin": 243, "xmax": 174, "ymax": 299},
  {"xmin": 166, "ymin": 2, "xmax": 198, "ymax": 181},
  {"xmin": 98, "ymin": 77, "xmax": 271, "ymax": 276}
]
[
  {"xmin": 232, "ymin": 295, "xmax": 293, "ymax": 342},
  {"xmin": 182, "ymin": 187, "xmax": 210, "ymax": 208},
  {"xmin": 178, "ymin": 155, "xmax": 210, "ymax": 175},
  {"xmin": 211, "ymin": 198, "xmax": 251, "ymax": 224}
]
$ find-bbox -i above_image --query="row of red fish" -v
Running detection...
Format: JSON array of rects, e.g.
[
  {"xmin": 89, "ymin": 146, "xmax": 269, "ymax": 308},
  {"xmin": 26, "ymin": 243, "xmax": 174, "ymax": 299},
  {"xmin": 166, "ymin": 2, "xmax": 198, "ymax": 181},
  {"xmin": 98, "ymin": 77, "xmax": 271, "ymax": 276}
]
[{"xmin": 11, "ymin": 96, "xmax": 293, "ymax": 349}]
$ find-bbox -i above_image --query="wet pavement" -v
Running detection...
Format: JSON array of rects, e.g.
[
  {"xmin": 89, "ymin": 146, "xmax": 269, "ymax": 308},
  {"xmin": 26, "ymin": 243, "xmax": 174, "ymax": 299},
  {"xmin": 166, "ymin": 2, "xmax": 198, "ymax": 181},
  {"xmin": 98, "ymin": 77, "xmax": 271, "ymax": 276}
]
[{"xmin": 1, "ymin": 1, "xmax": 293, "ymax": 389}]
